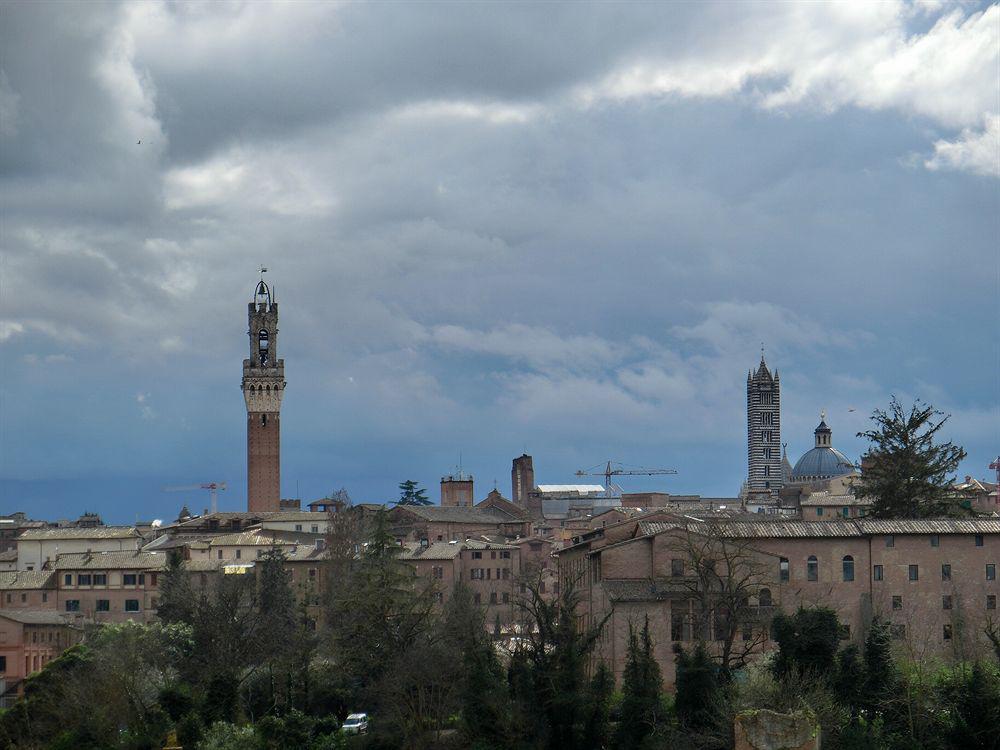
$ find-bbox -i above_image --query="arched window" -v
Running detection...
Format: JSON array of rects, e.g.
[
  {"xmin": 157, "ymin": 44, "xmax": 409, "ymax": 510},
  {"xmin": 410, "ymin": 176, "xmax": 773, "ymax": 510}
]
[
  {"xmin": 807, "ymin": 555, "xmax": 818, "ymax": 582},
  {"xmin": 258, "ymin": 329, "xmax": 269, "ymax": 365},
  {"xmin": 842, "ymin": 555, "xmax": 855, "ymax": 582},
  {"xmin": 779, "ymin": 557, "xmax": 789, "ymax": 581},
  {"xmin": 759, "ymin": 588, "xmax": 772, "ymax": 607}
]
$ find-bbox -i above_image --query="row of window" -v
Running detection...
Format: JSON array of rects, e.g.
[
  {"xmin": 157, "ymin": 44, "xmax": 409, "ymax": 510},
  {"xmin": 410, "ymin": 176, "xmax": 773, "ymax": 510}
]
[
  {"xmin": 814, "ymin": 507, "xmax": 862, "ymax": 518},
  {"xmin": 5, "ymin": 592, "xmax": 48, "ymax": 604},
  {"xmin": 891, "ymin": 594, "xmax": 996, "ymax": 610},
  {"xmin": 884, "ymin": 534, "xmax": 987, "ymax": 548},
  {"xmin": 776, "ymin": 557, "xmax": 996, "ymax": 583},
  {"xmin": 65, "ymin": 599, "xmax": 144, "ymax": 612},
  {"xmin": 472, "ymin": 591, "xmax": 510, "ymax": 605},
  {"xmin": 62, "ymin": 572, "xmax": 155, "ymax": 587},
  {"xmin": 470, "ymin": 550, "xmax": 512, "ymax": 560},
  {"xmin": 469, "ymin": 567, "xmax": 511, "ymax": 580}
]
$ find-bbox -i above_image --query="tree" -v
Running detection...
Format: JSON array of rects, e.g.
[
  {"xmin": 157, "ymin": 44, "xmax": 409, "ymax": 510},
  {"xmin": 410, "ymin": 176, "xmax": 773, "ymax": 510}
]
[
  {"xmin": 674, "ymin": 642, "xmax": 722, "ymax": 734},
  {"xmin": 860, "ymin": 617, "xmax": 897, "ymax": 717},
  {"xmin": 158, "ymin": 549, "xmax": 195, "ymax": 625},
  {"xmin": 666, "ymin": 524, "xmax": 774, "ymax": 681},
  {"xmin": 615, "ymin": 617, "xmax": 665, "ymax": 749},
  {"xmin": 397, "ymin": 479, "xmax": 431, "ymax": 506},
  {"xmin": 509, "ymin": 571, "xmax": 610, "ymax": 750},
  {"xmin": 856, "ymin": 396, "xmax": 968, "ymax": 518},
  {"xmin": 771, "ymin": 607, "xmax": 841, "ymax": 679},
  {"xmin": 582, "ymin": 663, "xmax": 613, "ymax": 750}
]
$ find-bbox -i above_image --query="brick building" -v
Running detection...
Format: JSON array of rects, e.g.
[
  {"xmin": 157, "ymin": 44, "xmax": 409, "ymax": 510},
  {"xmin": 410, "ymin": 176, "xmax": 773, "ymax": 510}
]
[
  {"xmin": 389, "ymin": 505, "xmax": 530, "ymax": 544},
  {"xmin": 558, "ymin": 514, "xmax": 1000, "ymax": 688},
  {"xmin": 16, "ymin": 527, "xmax": 142, "ymax": 571},
  {"xmin": 0, "ymin": 610, "xmax": 83, "ymax": 706}
]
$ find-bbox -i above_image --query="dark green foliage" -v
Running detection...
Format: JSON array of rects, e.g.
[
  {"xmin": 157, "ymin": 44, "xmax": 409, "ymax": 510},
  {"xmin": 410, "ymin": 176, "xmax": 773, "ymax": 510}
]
[
  {"xmin": 860, "ymin": 618, "xmax": 897, "ymax": 716},
  {"xmin": 616, "ymin": 618, "xmax": 665, "ymax": 749},
  {"xmin": 943, "ymin": 662, "xmax": 1000, "ymax": 750},
  {"xmin": 674, "ymin": 642, "xmax": 721, "ymax": 733},
  {"xmin": 583, "ymin": 663, "xmax": 613, "ymax": 750},
  {"xmin": 832, "ymin": 645, "xmax": 865, "ymax": 715},
  {"xmin": 771, "ymin": 607, "xmax": 841, "ymax": 679},
  {"xmin": 396, "ymin": 479, "xmax": 431, "ymax": 506},
  {"xmin": 157, "ymin": 549, "xmax": 195, "ymax": 624},
  {"xmin": 856, "ymin": 396, "xmax": 968, "ymax": 518}
]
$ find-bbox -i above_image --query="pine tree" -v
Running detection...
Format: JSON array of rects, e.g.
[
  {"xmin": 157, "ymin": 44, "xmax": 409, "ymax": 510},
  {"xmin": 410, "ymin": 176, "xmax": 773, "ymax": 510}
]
[
  {"xmin": 582, "ymin": 663, "xmax": 613, "ymax": 750},
  {"xmin": 856, "ymin": 396, "xmax": 968, "ymax": 518},
  {"xmin": 157, "ymin": 549, "xmax": 195, "ymax": 625},
  {"xmin": 396, "ymin": 479, "xmax": 431, "ymax": 506},
  {"xmin": 674, "ymin": 642, "xmax": 720, "ymax": 733},
  {"xmin": 615, "ymin": 617, "xmax": 664, "ymax": 749}
]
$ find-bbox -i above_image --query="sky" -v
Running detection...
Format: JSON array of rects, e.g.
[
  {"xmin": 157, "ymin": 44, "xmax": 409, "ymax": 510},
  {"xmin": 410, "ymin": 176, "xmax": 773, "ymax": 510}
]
[{"xmin": 1, "ymin": 1, "xmax": 997, "ymax": 523}]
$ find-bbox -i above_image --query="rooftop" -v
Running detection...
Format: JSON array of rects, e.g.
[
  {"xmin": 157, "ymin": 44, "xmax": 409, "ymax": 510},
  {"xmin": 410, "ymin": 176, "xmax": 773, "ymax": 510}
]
[
  {"xmin": 0, "ymin": 609, "xmax": 82, "ymax": 626},
  {"xmin": 0, "ymin": 570, "xmax": 56, "ymax": 589},
  {"xmin": 18, "ymin": 526, "xmax": 140, "ymax": 541},
  {"xmin": 392, "ymin": 506, "xmax": 510, "ymax": 524},
  {"xmin": 54, "ymin": 551, "xmax": 167, "ymax": 570}
]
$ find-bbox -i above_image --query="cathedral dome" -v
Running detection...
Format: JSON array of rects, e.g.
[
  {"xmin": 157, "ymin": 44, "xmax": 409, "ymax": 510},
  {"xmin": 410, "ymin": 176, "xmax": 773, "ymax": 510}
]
[{"xmin": 790, "ymin": 414, "xmax": 855, "ymax": 481}]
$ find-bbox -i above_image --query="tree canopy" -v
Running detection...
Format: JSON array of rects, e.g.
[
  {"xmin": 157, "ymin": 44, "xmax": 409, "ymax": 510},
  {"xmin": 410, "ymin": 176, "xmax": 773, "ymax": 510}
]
[
  {"xmin": 855, "ymin": 396, "xmax": 967, "ymax": 518},
  {"xmin": 396, "ymin": 479, "xmax": 431, "ymax": 506}
]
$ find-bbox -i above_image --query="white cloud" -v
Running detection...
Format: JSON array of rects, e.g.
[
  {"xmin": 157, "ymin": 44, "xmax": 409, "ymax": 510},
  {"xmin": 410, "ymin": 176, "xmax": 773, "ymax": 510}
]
[
  {"xmin": 0, "ymin": 320, "xmax": 25, "ymax": 343},
  {"xmin": 925, "ymin": 115, "xmax": 1000, "ymax": 177}
]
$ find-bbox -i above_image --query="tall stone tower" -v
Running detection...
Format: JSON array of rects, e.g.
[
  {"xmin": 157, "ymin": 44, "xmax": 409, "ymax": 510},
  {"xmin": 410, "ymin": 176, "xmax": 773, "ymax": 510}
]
[
  {"xmin": 242, "ymin": 278, "xmax": 285, "ymax": 512},
  {"xmin": 747, "ymin": 355, "xmax": 782, "ymax": 494}
]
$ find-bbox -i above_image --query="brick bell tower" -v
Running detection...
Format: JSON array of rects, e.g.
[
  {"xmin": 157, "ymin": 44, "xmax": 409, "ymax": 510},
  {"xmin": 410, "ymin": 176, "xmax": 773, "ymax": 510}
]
[{"xmin": 242, "ymin": 275, "xmax": 285, "ymax": 512}]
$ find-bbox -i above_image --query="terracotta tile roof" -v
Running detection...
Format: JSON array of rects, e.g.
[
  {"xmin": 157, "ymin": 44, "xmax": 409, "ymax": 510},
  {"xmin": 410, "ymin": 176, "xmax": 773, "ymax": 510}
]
[
  {"xmin": 0, "ymin": 570, "xmax": 56, "ymax": 589},
  {"xmin": 0, "ymin": 609, "xmax": 82, "ymax": 626},
  {"xmin": 18, "ymin": 526, "xmax": 140, "ymax": 541},
  {"xmin": 399, "ymin": 542, "xmax": 464, "ymax": 561},
  {"xmin": 54, "ymin": 551, "xmax": 167, "ymax": 570},
  {"xmin": 393, "ymin": 506, "xmax": 510, "ymax": 524}
]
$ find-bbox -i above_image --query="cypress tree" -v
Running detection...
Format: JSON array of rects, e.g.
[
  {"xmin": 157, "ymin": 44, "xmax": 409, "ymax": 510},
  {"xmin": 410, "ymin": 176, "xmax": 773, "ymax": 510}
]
[
  {"xmin": 616, "ymin": 617, "xmax": 664, "ymax": 748},
  {"xmin": 674, "ymin": 642, "xmax": 720, "ymax": 733}
]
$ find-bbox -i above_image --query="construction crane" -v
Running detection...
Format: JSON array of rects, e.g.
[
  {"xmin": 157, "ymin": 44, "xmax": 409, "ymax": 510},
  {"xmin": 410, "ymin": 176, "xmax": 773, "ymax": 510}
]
[
  {"xmin": 991, "ymin": 457, "xmax": 1000, "ymax": 507},
  {"xmin": 575, "ymin": 461, "xmax": 677, "ymax": 498},
  {"xmin": 164, "ymin": 482, "xmax": 227, "ymax": 515}
]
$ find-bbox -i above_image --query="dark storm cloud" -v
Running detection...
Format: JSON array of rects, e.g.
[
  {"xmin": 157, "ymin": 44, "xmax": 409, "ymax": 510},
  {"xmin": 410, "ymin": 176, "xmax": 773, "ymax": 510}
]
[{"xmin": 0, "ymin": 1, "xmax": 996, "ymax": 521}]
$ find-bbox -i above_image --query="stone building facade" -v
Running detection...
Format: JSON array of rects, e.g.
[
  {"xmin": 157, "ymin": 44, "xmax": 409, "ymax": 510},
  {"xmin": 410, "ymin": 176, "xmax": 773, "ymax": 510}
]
[{"xmin": 558, "ymin": 514, "xmax": 1000, "ymax": 688}]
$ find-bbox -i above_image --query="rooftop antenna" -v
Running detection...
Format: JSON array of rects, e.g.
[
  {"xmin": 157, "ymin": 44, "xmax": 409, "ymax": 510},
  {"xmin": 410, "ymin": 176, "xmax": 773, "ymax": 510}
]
[{"xmin": 259, "ymin": 265, "xmax": 268, "ymax": 280}]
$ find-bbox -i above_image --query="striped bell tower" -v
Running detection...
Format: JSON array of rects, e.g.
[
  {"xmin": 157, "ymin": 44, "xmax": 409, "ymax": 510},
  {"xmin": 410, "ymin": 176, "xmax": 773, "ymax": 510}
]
[
  {"xmin": 747, "ymin": 353, "xmax": 782, "ymax": 494},
  {"xmin": 242, "ymin": 275, "xmax": 285, "ymax": 512}
]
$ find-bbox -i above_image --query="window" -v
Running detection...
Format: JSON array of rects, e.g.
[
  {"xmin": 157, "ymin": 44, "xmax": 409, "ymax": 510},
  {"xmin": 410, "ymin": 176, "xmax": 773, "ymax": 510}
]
[
  {"xmin": 842, "ymin": 508, "xmax": 850, "ymax": 518},
  {"xmin": 943, "ymin": 624, "xmax": 952, "ymax": 641},
  {"xmin": 976, "ymin": 534, "xmax": 984, "ymax": 547},
  {"xmin": 873, "ymin": 565, "xmax": 883, "ymax": 581},
  {"xmin": 764, "ymin": 447, "xmax": 773, "ymax": 460},
  {"xmin": 123, "ymin": 574, "xmax": 137, "ymax": 585},
  {"xmin": 93, "ymin": 574, "xmax": 107, "ymax": 585},
  {"xmin": 807, "ymin": 556, "xmax": 818, "ymax": 582},
  {"xmin": 491, "ymin": 551, "xmax": 497, "ymax": 560},
  {"xmin": 671, "ymin": 559, "xmax": 685, "ymax": 577},
  {"xmin": 472, "ymin": 551, "xmax": 482, "ymax": 560},
  {"xmin": 0, "ymin": 656, "xmax": 6, "ymax": 673},
  {"xmin": 77, "ymin": 574, "xmax": 91, "ymax": 586},
  {"xmin": 489, "ymin": 592, "xmax": 498, "ymax": 604},
  {"xmin": 988, "ymin": 564, "xmax": 996, "ymax": 581},
  {"xmin": 125, "ymin": 599, "xmax": 140, "ymax": 612},
  {"xmin": 930, "ymin": 535, "xmax": 939, "ymax": 547},
  {"xmin": 96, "ymin": 599, "xmax": 110, "ymax": 612},
  {"xmin": 886, "ymin": 536, "xmax": 894, "ymax": 548},
  {"xmin": 759, "ymin": 588, "xmax": 772, "ymax": 607},
  {"xmin": 432, "ymin": 566, "xmax": 443, "ymax": 580},
  {"xmin": 843, "ymin": 556, "xmax": 854, "ymax": 582},
  {"xmin": 817, "ymin": 507, "xmax": 824, "ymax": 516},
  {"xmin": 762, "ymin": 412, "xmax": 773, "ymax": 426},
  {"xmin": 500, "ymin": 550, "xmax": 511, "ymax": 559},
  {"xmin": 64, "ymin": 574, "xmax": 72, "ymax": 586},
  {"xmin": 20, "ymin": 593, "xmax": 26, "ymax": 603},
  {"xmin": 892, "ymin": 595, "xmax": 902, "ymax": 610},
  {"xmin": 764, "ymin": 465, "xmax": 770, "ymax": 477},
  {"xmin": 988, "ymin": 595, "xmax": 997, "ymax": 610},
  {"xmin": 217, "ymin": 550, "xmax": 223, "ymax": 560},
  {"xmin": 502, "ymin": 568, "xmax": 510, "ymax": 580},
  {"xmin": 779, "ymin": 557, "xmax": 789, "ymax": 582},
  {"xmin": 470, "ymin": 568, "xmax": 484, "ymax": 580},
  {"xmin": 908, "ymin": 565, "xmax": 919, "ymax": 581},
  {"xmin": 309, "ymin": 568, "xmax": 317, "ymax": 579},
  {"xmin": 65, "ymin": 600, "xmax": 80, "ymax": 612},
  {"xmin": 502, "ymin": 592, "xmax": 510, "ymax": 604},
  {"xmin": 235, "ymin": 550, "xmax": 241, "ymax": 560},
  {"xmin": 4, "ymin": 594, "xmax": 8, "ymax": 603},
  {"xmin": 311, "ymin": 525, "xmax": 319, "ymax": 534},
  {"xmin": 671, "ymin": 612, "xmax": 687, "ymax": 641},
  {"xmin": 943, "ymin": 595, "xmax": 952, "ymax": 610},
  {"xmin": 42, "ymin": 593, "xmax": 47, "ymax": 603},
  {"xmin": 295, "ymin": 524, "xmax": 302, "ymax": 531}
]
